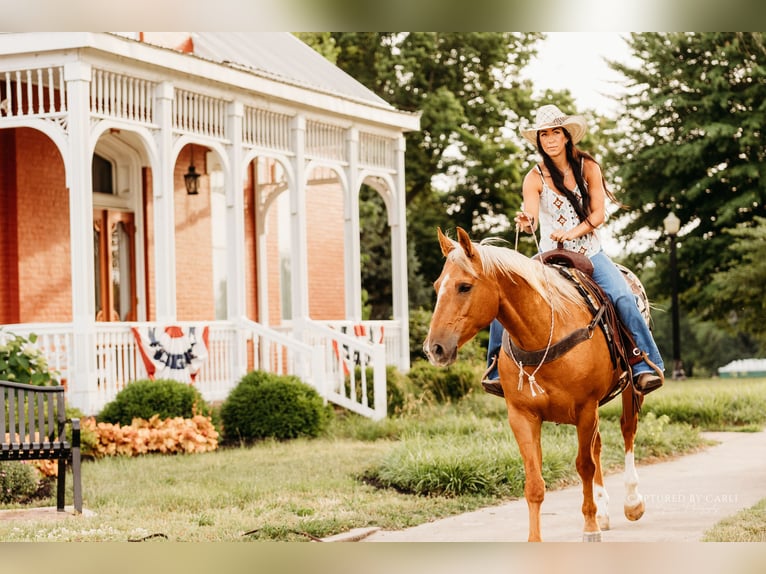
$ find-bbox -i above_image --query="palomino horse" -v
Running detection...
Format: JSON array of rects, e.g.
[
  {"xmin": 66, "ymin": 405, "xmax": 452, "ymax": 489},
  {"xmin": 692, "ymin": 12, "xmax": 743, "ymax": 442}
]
[{"xmin": 423, "ymin": 227, "xmax": 646, "ymax": 542}]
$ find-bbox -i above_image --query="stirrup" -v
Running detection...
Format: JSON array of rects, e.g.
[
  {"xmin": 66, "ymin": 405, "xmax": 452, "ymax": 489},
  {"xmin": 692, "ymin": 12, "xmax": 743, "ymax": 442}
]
[
  {"xmin": 634, "ymin": 373, "xmax": 663, "ymax": 395},
  {"xmin": 481, "ymin": 379, "xmax": 505, "ymax": 398}
]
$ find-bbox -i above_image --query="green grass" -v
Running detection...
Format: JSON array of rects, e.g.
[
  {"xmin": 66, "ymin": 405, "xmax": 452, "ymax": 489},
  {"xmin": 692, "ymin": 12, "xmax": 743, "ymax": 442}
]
[
  {"xmin": 0, "ymin": 377, "xmax": 763, "ymax": 541},
  {"xmin": 703, "ymin": 497, "xmax": 766, "ymax": 542},
  {"xmin": 599, "ymin": 377, "xmax": 766, "ymax": 431}
]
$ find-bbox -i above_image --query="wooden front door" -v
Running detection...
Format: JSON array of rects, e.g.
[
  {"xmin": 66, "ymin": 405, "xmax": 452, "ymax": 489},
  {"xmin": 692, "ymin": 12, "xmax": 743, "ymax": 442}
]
[{"xmin": 93, "ymin": 209, "xmax": 137, "ymax": 321}]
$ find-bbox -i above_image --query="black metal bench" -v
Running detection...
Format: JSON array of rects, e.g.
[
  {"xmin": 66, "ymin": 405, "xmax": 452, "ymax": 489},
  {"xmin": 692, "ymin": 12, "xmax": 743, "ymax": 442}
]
[{"xmin": 0, "ymin": 380, "xmax": 82, "ymax": 513}]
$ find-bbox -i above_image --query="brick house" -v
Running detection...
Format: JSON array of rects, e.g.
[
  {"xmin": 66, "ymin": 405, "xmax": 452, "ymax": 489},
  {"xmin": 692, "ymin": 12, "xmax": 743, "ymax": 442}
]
[{"xmin": 0, "ymin": 32, "xmax": 419, "ymax": 419}]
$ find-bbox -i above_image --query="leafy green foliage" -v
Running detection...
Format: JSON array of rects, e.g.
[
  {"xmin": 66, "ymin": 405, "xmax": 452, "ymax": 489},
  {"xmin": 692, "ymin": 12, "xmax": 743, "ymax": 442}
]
[
  {"xmin": 406, "ymin": 359, "xmax": 481, "ymax": 403},
  {"xmin": 610, "ymin": 33, "xmax": 766, "ymax": 341},
  {"xmin": 0, "ymin": 461, "xmax": 40, "ymax": 504},
  {"xmin": 708, "ymin": 216, "xmax": 766, "ymax": 351},
  {"xmin": 98, "ymin": 379, "xmax": 210, "ymax": 425},
  {"xmin": 220, "ymin": 371, "xmax": 331, "ymax": 443},
  {"xmin": 327, "ymin": 32, "xmax": 544, "ymax": 306},
  {"xmin": 0, "ymin": 331, "xmax": 58, "ymax": 386}
]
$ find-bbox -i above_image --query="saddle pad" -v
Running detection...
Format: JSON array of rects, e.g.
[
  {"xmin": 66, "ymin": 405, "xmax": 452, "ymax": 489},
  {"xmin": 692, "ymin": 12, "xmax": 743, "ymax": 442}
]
[{"xmin": 616, "ymin": 263, "xmax": 651, "ymax": 327}]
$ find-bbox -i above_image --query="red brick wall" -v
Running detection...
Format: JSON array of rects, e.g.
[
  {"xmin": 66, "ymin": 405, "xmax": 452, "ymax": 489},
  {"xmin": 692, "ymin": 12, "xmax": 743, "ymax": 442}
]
[
  {"xmin": 174, "ymin": 145, "xmax": 215, "ymax": 321},
  {"xmin": 306, "ymin": 168, "xmax": 346, "ymax": 320},
  {"xmin": 265, "ymin": 198, "xmax": 283, "ymax": 324},
  {"xmin": 3, "ymin": 135, "xmax": 352, "ymax": 326},
  {"xmin": 0, "ymin": 129, "xmax": 20, "ymax": 323},
  {"xmin": 10, "ymin": 128, "xmax": 71, "ymax": 322}
]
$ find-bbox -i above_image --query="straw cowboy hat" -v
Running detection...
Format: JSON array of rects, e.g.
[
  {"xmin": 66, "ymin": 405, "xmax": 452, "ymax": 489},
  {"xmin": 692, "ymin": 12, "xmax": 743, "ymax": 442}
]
[{"xmin": 520, "ymin": 104, "xmax": 587, "ymax": 147}]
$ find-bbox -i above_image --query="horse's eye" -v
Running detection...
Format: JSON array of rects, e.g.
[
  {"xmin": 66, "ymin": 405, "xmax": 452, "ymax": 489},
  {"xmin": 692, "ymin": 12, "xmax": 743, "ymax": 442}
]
[{"xmin": 458, "ymin": 283, "xmax": 472, "ymax": 294}]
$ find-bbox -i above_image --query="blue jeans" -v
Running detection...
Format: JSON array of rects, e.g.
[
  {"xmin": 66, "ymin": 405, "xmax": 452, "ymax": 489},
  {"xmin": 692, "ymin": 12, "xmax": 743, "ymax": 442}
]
[{"xmin": 486, "ymin": 251, "xmax": 664, "ymax": 380}]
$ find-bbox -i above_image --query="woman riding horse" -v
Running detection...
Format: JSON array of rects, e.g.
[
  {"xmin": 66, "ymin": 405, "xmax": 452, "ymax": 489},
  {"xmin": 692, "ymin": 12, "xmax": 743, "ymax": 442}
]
[{"xmin": 485, "ymin": 104, "xmax": 664, "ymax": 396}]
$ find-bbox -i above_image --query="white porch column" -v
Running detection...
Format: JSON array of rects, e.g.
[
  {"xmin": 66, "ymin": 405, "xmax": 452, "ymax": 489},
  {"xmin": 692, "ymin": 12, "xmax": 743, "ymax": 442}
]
[
  {"xmin": 152, "ymin": 82, "xmax": 177, "ymax": 322},
  {"xmin": 391, "ymin": 135, "xmax": 411, "ymax": 372},
  {"xmin": 344, "ymin": 127, "xmax": 363, "ymax": 321},
  {"xmin": 226, "ymin": 101, "xmax": 247, "ymax": 320},
  {"xmin": 225, "ymin": 101, "xmax": 249, "ymax": 379},
  {"xmin": 289, "ymin": 115, "xmax": 310, "ymax": 329},
  {"xmin": 64, "ymin": 61, "xmax": 97, "ymax": 413}
]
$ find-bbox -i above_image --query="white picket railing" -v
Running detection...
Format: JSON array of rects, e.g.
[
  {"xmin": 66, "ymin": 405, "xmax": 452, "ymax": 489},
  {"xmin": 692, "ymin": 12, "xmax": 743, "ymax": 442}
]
[
  {"xmin": 1, "ymin": 319, "xmax": 392, "ymax": 420},
  {"xmin": 359, "ymin": 132, "xmax": 396, "ymax": 171},
  {"xmin": 173, "ymin": 87, "xmax": 228, "ymax": 140},
  {"xmin": 301, "ymin": 321, "xmax": 387, "ymax": 420},
  {"xmin": 90, "ymin": 69, "xmax": 156, "ymax": 125},
  {"xmin": 305, "ymin": 119, "xmax": 345, "ymax": 162},
  {"xmin": 0, "ymin": 67, "xmax": 67, "ymax": 118}
]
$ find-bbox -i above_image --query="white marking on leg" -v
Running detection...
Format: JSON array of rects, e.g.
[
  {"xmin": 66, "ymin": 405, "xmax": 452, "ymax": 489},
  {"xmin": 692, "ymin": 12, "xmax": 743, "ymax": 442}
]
[
  {"xmin": 624, "ymin": 450, "xmax": 643, "ymax": 509},
  {"xmin": 594, "ymin": 481, "xmax": 610, "ymax": 530}
]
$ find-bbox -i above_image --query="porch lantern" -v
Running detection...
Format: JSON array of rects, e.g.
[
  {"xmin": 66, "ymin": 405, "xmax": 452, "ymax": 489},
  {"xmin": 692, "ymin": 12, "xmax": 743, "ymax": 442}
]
[{"xmin": 184, "ymin": 144, "xmax": 201, "ymax": 195}]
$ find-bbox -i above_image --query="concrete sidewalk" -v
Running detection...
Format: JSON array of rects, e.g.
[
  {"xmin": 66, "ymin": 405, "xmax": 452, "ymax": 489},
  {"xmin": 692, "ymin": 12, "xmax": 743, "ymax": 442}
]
[{"xmin": 346, "ymin": 431, "xmax": 766, "ymax": 543}]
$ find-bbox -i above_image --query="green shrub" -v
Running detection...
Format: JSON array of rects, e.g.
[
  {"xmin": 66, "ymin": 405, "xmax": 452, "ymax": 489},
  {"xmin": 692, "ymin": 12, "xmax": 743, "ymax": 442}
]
[
  {"xmin": 0, "ymin": 330, "xmax": 58, "ymax": 386},
  {"xmin": 98, "ymin": 379, "xmax": 210, "ymax": 425},
  {"xmin": 220, "ymin": 371, "xmax": 330, "ymax": 443},
  {"xmin": 0, "ymin": 461, "xmax": 39, "ymax": 504},
  {"xmin": 406, "ymin": 359, "xmax": 480, "ymax": 403}
]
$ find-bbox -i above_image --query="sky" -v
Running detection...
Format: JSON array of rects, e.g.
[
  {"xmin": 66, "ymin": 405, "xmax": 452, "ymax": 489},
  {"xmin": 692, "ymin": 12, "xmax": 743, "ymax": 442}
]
[{"xmin": 522, "ymin": 32, "xmax": 635, "ymax": 116}]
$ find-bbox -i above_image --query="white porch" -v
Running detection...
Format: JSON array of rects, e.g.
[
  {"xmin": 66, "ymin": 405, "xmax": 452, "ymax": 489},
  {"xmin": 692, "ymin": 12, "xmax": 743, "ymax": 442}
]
[
  {"xmin": 5, "ymin": 318, "xmax": 398, "ymax": 420},
  {"xmin": 0, "ymin": 33, "xmax": 419, "ymax": 419}
]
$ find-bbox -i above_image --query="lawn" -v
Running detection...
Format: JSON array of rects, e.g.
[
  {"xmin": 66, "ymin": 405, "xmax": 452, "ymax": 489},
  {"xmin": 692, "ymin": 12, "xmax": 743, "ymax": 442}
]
[{"xmin": 1, "ymin": 377, "xmax": 764, "ymax": 542}]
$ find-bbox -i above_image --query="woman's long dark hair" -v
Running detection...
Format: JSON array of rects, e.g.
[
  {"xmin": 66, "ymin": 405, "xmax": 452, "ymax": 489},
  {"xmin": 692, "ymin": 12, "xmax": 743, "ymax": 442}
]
[{"xmin": 536, "ymin": 128, "xmax": 622, "ymax": 224}]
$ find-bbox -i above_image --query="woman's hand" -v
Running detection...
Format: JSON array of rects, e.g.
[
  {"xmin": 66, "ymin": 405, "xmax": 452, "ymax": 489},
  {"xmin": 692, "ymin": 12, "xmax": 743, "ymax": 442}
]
[
  {"xmin": 550, "ymin": 229, "xmax": 573, "ymax": 243},
  {"xmin": 514, "ymin": 211, "xmax": 536, "ymax": 233}
]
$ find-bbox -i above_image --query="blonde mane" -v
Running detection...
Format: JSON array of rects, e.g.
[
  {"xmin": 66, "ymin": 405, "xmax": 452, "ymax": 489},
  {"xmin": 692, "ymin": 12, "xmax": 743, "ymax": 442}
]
[{"xmin": 446, "ymin": 237, "xmax": 588, "ymax": 318}]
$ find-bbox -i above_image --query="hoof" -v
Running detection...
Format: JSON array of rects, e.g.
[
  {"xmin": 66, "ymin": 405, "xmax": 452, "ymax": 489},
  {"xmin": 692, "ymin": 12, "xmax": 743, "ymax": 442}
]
[
  {"xmin": 597, "ymin": 514, "xmax": 610, "ymax": 531},
  {"xmin": 582, "ymin": 531, "xmax": 602, "ymax": 543},
  {"xmin": 624, "ymin": 494, "xmax": 646, "ymax": 521}
]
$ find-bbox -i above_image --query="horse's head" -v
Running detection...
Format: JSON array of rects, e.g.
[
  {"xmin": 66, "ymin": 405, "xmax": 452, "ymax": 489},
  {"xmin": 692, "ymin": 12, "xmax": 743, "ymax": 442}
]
[{"xmin": 423, "ymin": 227, "xmax": 500, "ymax": 366}]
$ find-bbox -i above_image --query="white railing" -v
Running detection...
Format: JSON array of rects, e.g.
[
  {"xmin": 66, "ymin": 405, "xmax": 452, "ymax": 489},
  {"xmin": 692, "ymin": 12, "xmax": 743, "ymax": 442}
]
[
  {"xmin": 173, "ymin": 88, "xmax": 228, "ymax": 140},
  {"xmin": 306, "ymin": 119, "xmax": 345, "ymax": 162},
  {"xmin": 240, "ymin": 317, "xmax": 322, "ymax": 389},
  {"xmin": 90, "ymin": 69, "xmax": 156, "ymax": 125},
  {"xmin": 243, "ymin": 106, "xmax": 292, "ymax": 152},
  {"xmin": 1, "ymin": 319, "xmax": 392, "ymax": 420},
  {"xmin": 359, "ymin": 132, "xmax": 396, "ymax": 170},
  {"xmin": 0, "ymin": 67, "xmax": 67, "ymax": 118},
  {"xmin": 302, "ymin": 320, "xmax": 387, "ymax": 421},
  {"xmin": 315, "ymin": 320, "xmax": 401, "ymax": 368}
]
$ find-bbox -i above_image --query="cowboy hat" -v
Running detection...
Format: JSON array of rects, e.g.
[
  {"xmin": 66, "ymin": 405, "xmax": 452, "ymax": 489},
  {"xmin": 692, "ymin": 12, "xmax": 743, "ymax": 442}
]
[{"xmin": 520, "ymin": 104, "xmax": 587, "ymax": 147}]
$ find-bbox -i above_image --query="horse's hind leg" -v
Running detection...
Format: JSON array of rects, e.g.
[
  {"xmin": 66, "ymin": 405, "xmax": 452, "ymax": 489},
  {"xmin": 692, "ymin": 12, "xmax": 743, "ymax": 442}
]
[
  {"xmin": 576, "ymin": 408, "xmax": 602, "ymax": 542},
  {"xmin": 592, "ymin": 430, "xmax": 611, "ymax": 530},
  {"xmin": 621, "ymin": 388, "xmax": 645, "ymax": 521}
]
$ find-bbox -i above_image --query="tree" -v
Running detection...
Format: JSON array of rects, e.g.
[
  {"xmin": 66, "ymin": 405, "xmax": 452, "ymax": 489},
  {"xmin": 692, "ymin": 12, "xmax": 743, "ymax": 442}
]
[
  {"xmin": 708, "ymin": 216, "xmax": 766, "ymax": 352},
  {"xmin": 610, "ymin": 33, "xmax": 766, "ymax": 333},
  {"xmin": 330, "ymin": 32, "xmax": 542, "ymax": 294}
]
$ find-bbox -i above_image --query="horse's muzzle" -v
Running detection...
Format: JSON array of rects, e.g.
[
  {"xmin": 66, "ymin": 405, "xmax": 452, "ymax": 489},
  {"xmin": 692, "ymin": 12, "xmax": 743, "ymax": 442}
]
[{"xmin": 423, "ymin": 335, "xmax": 458, "ymax": 366}]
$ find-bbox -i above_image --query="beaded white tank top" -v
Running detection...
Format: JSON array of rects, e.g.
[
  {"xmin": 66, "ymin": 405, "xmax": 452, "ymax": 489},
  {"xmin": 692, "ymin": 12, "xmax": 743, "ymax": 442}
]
[{"xmin": 535, "ymin": 165, "xmax": 601, "ymax": 257}]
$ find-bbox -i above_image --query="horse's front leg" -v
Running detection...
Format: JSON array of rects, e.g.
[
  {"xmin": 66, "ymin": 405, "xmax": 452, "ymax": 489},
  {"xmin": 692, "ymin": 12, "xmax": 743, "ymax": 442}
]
[
  {"xmin": 576, "ymin": 408, "xmax": 602, "ymax": 542},
  {"xmin": 592, "ymin": 429, "xmax": 611, "ymax": 530},
  {"xmin": 506, "ymin": 408, "xmax": 545, "ymax": 542},
  {"xmin": 621, "ymin": 389, "xmax": 645, "ymax": 521}
]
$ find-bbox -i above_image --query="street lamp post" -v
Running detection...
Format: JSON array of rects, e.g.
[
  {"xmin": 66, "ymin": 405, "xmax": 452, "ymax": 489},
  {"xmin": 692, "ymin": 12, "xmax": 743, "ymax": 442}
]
[{"xmin": 663, "ymin": 211, "xmax": 685, "ymax": 380}]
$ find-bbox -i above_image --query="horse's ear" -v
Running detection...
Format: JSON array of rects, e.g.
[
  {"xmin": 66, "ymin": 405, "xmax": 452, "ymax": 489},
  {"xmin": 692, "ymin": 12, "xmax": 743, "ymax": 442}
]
[
  {"xmin": 456, "ymin": 226, "xmax": 476, "ymax": 259},
  {"xmin": 437, "ymin": 227, "xmax": 455, "ymax": 256}
]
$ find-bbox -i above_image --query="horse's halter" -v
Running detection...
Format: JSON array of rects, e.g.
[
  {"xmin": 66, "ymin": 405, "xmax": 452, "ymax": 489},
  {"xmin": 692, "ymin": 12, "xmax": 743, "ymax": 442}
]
[{"xmin": 508, "ymin": 216, "xmax": 556, "ymax": 397}]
